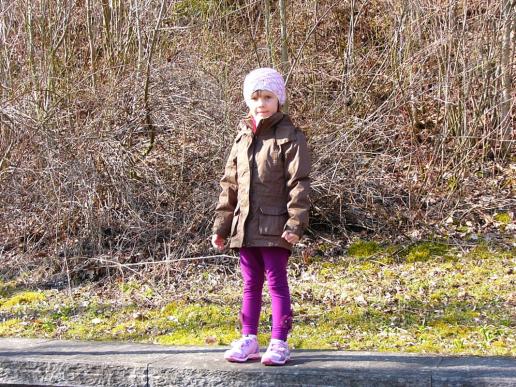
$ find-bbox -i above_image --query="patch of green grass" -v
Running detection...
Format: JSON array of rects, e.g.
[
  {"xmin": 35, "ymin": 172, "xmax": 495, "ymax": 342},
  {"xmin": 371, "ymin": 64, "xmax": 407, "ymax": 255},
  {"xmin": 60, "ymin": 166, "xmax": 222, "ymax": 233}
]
[
  {"xmin": 348, "ymin": 240, "xmax": 381, "ymax": 258},
  {"xmin": 0, "ymin": 242, "xmax": 514, "ymax": 356}
]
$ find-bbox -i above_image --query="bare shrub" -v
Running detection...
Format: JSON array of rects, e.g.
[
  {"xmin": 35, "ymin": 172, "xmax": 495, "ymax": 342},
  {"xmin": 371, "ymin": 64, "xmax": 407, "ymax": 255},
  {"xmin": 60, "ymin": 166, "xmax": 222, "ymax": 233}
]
[{"xmin": 0, "ymin": 0, "xmax": 513, "ymax": 282}]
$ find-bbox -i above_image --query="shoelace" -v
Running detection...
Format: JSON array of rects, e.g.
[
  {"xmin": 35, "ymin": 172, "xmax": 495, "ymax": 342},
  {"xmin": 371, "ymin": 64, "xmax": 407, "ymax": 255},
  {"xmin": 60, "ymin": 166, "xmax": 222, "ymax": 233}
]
[
  {"xmin": 269, "ymin": 343, "xmax": 287, "ymax": 353},
  {"xmin": 231, "ymin": 338, "xmax": 253, "ymax": 349}
]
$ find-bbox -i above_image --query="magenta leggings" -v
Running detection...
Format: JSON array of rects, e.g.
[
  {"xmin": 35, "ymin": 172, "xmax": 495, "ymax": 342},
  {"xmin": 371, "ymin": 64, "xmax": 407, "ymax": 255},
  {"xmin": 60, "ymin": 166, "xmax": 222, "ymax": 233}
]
[{"xmin": 239, "ymin": 246, "xmax": 292, "ymax": 341}]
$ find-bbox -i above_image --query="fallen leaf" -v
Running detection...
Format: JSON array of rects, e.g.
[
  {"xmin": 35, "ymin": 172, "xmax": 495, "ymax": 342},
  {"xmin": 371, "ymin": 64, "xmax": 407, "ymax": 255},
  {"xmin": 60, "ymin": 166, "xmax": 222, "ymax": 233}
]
[{"xmin": 205, "ymin": 335, "xmax": 218, "ymax": 345}]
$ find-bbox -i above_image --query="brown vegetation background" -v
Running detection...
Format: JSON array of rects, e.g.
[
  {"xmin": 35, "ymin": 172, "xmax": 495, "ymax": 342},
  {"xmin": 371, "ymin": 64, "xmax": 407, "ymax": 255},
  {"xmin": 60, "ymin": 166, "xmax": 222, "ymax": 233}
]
[{"xmin": 0, "ymin": 0, "xmax": 514, "ymax": 280}]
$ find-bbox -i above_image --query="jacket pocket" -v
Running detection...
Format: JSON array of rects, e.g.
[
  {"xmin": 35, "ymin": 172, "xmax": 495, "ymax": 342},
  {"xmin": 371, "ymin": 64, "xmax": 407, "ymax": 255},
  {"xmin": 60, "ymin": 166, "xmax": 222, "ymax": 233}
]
[
  {"xmin": 230, "ymin": 205, "xmax": 240, "ymax": 237},
  {"xmin": 230, "ymin": 214, "xmax": 239, "ymax": 237},
  {"xmin": 259, "ymin": 206, "xmax": 288, "ymax": 236}
]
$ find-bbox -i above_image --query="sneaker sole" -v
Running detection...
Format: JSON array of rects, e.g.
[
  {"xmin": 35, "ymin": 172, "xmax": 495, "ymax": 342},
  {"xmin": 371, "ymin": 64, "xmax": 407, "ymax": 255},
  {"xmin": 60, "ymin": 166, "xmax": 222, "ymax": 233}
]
[
  {"xmin": 261, "ymin": 357, "xmax": 290, "ymax": 366},
  {"xmin": 225, "ymin": 353, "xmax": 261, "ymax": 363}
]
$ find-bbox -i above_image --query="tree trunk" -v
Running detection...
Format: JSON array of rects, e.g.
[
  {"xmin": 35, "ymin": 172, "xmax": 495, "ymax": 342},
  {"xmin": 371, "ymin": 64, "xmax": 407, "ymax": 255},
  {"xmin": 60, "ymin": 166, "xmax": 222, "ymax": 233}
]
[
  {"xmin": 499, "ymin": 0, "xmax": 514, "ymax": 159},
  {"xmin": 279, "ymin": 0, "xmax": 289, "ymax": 112},
  {"xmin": 264, "ymin": 0, "xmax": 274, "ymax": 67}
]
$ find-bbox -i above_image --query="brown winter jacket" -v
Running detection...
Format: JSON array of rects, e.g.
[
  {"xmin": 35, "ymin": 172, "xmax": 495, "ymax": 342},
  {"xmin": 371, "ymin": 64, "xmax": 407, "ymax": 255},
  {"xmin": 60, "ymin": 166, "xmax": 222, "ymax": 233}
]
[{"xmin": 213, "ymin": 112, "xmax": 311, "ymax": 251}]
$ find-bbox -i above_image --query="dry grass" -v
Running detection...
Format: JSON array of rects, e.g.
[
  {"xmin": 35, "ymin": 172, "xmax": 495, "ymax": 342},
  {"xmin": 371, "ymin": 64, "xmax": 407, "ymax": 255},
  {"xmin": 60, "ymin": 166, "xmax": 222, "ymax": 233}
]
[{"xmin": 0, "ymin": 0, "xmax": 514, "ymax": 283}]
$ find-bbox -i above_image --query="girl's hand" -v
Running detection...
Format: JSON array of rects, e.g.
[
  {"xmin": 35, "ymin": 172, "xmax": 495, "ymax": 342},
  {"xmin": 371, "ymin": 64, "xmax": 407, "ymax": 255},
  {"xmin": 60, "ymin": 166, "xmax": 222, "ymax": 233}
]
[
  {"xmin": 281, "ymin": 231, "xmax": 300, "ymax": 245},
  {"xmin": 211, "ymin": 234, "xmax": 226, "ymax": 251}
]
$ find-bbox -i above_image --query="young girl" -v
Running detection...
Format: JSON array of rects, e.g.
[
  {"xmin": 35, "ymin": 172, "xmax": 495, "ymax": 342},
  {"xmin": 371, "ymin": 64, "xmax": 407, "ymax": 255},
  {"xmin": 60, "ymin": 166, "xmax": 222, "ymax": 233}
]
[{"xmin": 211, "ymin": 67, "xmax": 311, "ymax": 366}]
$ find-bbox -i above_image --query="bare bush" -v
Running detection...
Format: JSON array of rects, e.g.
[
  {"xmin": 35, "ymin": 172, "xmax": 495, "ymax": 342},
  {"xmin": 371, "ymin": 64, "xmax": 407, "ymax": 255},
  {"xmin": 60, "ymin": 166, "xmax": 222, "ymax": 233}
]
[{"xmin": 0, "ymin": 0, "xmax": 513, "ymax": 282}]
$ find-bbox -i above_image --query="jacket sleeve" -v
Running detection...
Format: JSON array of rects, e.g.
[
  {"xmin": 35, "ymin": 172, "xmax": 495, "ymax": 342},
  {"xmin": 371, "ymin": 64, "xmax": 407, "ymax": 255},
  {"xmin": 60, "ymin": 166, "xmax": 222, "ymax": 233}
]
[
  {"xmin": 283, "ymin": 130, "xmax": 311, "ymax": 238},
  {"xmin": 212, "ymin": 137, "xmax": 239, "ymax": 238}
]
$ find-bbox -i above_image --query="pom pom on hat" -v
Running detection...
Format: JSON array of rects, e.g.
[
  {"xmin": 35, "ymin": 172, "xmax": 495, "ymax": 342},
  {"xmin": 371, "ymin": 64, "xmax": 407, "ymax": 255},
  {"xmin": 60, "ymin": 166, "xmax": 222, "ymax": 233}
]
[{"xmin": 243, "ymin": 67, "xmax": 286, "ymax": 107}]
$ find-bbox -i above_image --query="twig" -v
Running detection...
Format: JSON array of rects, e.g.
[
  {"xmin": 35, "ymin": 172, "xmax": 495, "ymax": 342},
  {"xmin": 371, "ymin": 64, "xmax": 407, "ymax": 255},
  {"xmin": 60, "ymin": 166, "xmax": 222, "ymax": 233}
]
[{"xmin": 90, "ymin": 254, "xmax": 238, "ymax": 268}]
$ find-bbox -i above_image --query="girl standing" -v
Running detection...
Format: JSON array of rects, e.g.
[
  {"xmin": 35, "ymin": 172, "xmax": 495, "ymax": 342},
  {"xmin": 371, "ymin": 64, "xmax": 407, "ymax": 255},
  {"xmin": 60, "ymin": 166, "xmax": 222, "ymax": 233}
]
[{"xmin": 212, "ymin": 67, "xmax": 311, "ymax": 366}]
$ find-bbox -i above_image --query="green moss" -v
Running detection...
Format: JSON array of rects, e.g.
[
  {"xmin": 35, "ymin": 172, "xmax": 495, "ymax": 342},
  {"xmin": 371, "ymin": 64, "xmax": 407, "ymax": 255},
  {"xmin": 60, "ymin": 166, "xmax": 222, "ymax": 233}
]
[
  {"xmin": 456, "ymin": 225, "xmax": 470, "ymax": 233},
  {"xmin": 318, "ymin": 266, "xmax": 334, "ymax": 278},
  {"xmin": 142, "ymin": 286, "xmax": 155, "ymax": 299},
  {"xmin": 475, "ymin": 246, "xmax": 493, "ymax": 259},
  {"xmin": 0, "ymin": 291, "xmax": 46, "ymax": 310},
  {"xmin": 431, "ymin": 309, "xmax": 480, "ymax": 325},
  {"xmin": 359, "ymin": 261, "xmax": 379, "ymax": 272},
  {"xmin": 429, "ymin": 289, "xmax": 447, "ymax": 302},
  {"xmin": 466, "ymin": 242, "xmax": 502, "ymax": 260},
  {"xmin": 314, "ymin": 262, "xmax": 347, "ymax": 280},
  {"xmin": 494, "ymin": 212, "xmax": 511, "ymax": 224},
  {"xmin": 66, "ymin": 313, "xmax": 122, "ymax": 341},
  {"xmin": 348, "ymin": 240, "xmax": 381, "ymax": 258},
  {"xmin": 0, "ymin": 319, "xmax": 23, "ymax": 335},
  {"xmin": 156, "ymin": 327, "xmax": 240, "ymax": 346},
  {"xmin": 162, "ymin": 302, "xmax": 236, "ymax": 328},
  {"xmin": 380, "ymin": 268, "xmax": 397, "ymax": 279},
  {"xmin": 405, "ymin": 242, "xmax": 450, "ymax": 263}
]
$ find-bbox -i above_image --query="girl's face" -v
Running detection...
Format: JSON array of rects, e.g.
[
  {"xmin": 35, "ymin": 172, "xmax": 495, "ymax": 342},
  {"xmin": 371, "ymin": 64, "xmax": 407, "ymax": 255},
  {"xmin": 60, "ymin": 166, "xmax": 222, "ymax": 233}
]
[{"xmin": 249, "ymin": 90, "xmax": 279, "ymax": 121}]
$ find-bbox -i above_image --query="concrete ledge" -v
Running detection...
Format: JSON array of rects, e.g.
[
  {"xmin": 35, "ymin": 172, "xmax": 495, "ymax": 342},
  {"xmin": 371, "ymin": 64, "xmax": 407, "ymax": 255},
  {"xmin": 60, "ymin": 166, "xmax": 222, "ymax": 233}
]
[{"xmin": 0, "ymin": 338, "xmax": 515, "ymax": 386}]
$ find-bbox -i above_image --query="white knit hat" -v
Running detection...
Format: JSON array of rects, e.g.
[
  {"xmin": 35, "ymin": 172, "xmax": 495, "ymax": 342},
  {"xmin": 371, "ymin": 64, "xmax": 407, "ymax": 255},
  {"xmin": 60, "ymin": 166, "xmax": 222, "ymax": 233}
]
[{"xmin": 243, "ymin": 67, "xmax": 286, "ymax": 107}]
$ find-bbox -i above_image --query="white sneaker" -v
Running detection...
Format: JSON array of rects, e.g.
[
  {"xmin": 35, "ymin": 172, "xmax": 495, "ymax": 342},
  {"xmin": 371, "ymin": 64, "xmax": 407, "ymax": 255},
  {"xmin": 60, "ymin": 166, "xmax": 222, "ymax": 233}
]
[
  {"xmin": 224, "ymin": 335, "xmax": 260, "ymax": 362},
  {"xmin": 261, "ymin": 339, "xmax": 290, "ymax": 366}
]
